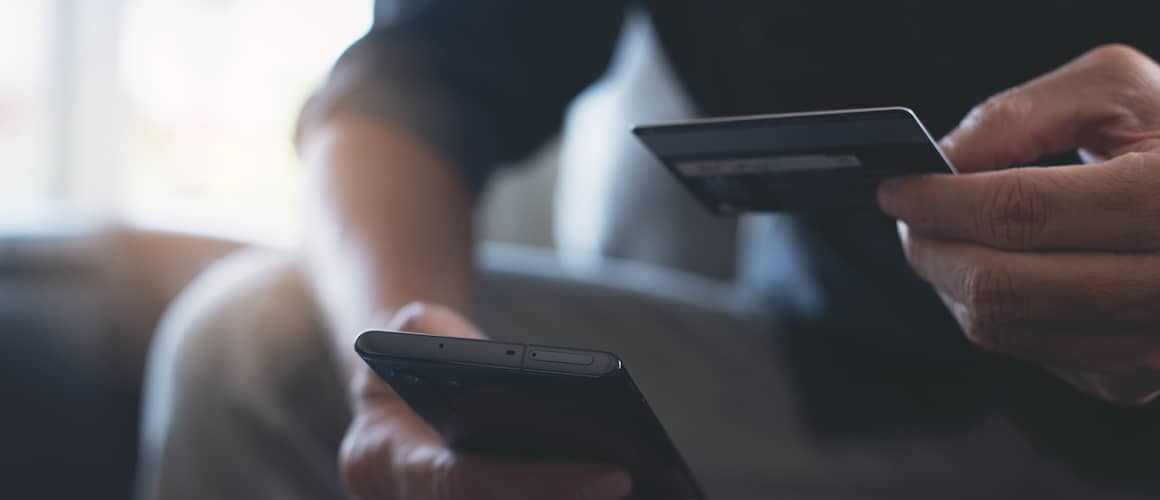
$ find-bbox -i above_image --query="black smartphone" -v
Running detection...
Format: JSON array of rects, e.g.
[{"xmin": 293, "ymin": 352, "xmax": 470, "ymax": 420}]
[{"xmin": 355, "ymin": 330, "xmax": 706, "ymax": 500}]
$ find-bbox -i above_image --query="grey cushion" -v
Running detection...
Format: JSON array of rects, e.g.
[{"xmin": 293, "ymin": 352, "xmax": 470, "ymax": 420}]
[{"xmin": 554, "ymin": 13, "xmax": 738, "ymax": 282}]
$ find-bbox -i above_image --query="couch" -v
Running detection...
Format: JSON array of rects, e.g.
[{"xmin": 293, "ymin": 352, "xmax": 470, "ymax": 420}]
[
  {"xmin": 0, "ymin": 229, "xmax": 240, "ymax": 499},
  {"xmin": 0, "ymin": 13, "xmax": 728, "ymax": 499}
]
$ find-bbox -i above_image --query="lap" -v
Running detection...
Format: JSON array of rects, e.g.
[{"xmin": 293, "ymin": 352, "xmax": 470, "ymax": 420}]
[
  {"xmin": 141, "ymin": 245, "xmax": 1154, "ymax": 500},
  {"xmin": 473, "ymin": 245, "xmax": 790, "ymax": 496},
  {"xmin": 137, "ymin": 250, "xmax": 351, "ymax": 500},
  {"xmin": 137, "ymin": 245, "xmax": 780, "ymax": 499}
]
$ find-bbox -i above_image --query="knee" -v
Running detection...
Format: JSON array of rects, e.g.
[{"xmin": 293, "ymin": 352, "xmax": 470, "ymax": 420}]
[
  {"xmin": 138, "ymin": 250, "xmax": 350, "ymax": 499},
  {"xmin": 144, "ymin": 250, "xmax": 330, "ymax": 424}
]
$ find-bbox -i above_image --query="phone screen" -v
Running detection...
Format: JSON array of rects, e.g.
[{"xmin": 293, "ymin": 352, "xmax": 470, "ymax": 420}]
[{"xmin": 361, "ymin": 355, "xmax": 704, "ymax": 500}]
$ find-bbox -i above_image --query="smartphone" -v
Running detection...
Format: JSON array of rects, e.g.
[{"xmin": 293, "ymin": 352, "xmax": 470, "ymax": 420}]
[
  {"xmin": 355, "ymin": 330, "xmax": 705, "ymax": 500},
  {"xmin": 633, "ymin": 107, "xmax": 955, "ymax": 214}
]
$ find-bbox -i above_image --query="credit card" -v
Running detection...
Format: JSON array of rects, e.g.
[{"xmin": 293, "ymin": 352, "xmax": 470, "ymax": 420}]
[{"xmin": 632, "ymin": 107, "xmax": 955, "ymax": 214}]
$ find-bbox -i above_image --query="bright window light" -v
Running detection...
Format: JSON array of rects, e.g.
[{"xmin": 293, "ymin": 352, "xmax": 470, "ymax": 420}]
[
  {"xmin": 0, "ymin": 2, "xmax": 53, "ymax": 205},
  {"xmin": 118, "ymin": 0, "xmax": 374, "ymax": 246},
  {"xmin": 0, "ymin": 0, "xmax": 374, "ymax": 244}
]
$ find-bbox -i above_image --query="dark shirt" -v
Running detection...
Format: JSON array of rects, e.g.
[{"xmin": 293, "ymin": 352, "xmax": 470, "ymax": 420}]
[
  {"xmin": 299, "ymin": 0, "xmax": 1159, "ymax": 358},
  {"xmin": 299, "ymin": 1, "xmax": 1160, "ymax": 497}
]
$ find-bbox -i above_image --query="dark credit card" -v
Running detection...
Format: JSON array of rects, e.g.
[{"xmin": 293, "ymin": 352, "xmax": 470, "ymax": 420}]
[{"xmin": 632, "ymin": 107, "xmax": 955, "ymax": 214}]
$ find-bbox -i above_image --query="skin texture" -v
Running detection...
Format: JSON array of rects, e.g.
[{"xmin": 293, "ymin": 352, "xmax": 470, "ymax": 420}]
[
  {"xmin": 299, "ymin": 120, "xmax": 631, "ymax": 499},
  {"xmin": 878, "ymin": 44, "xmax": 1160, "ymax": 405},
  {"xmin": 299, "ymin": 119, "xmax": 475, "ymax": 376}
]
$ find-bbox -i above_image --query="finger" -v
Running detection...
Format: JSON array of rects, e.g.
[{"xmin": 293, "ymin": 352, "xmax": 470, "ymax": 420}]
[
  {"xmin": 898, "ymin": 226, "xmax": 1160, "ymax": 343},
  {"xmin": 1046, "ymin": 367, "xmax": 1160, "ymax": 406},
  {"xmin": 1080, "ymin": 372, "xmax": 1160, "ymax": 406},
  {"xmin": 879, "ymin": 152, "xmax": 1160, "ymax": 251},
  {"xmin": 340, "ymin": 415, "xmax": 445, "ymax": 498},
  {"xmin": 939, "ymin": 44, "xmax": 1160, "ymax": 173},
  {"xmin": 390, "ymin": 301, "xmax": 487, "ymax": 340},
  {"xmin": 903, "ymin": 232, "xmax": 1160, "ymax": 376},
  {"xmin": 347, "ymin": 363, "xmax": 443, "ymax": 425},
  {"xmin": 434, "ymin": 456, "xmax": 632, "ymax": 500},
  {"xmin": 997, "ymin": 335, "xmax": 1160, "ymax": 381},
  {"xmin": 344, "ymin": 406, "xmax": 632, "ymax": 500}
]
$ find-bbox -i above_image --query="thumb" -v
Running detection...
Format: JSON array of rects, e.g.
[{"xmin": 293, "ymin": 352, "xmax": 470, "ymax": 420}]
[
  {"xmin": 941, "ymin": 44, "xmax": 1160, "ymax": 172},
  {"xmin": 437, "ymin": 456, "xmax": 632, "ymax": 500},
  {"xmin": 389, "ymin": 301, "xmax": 487, "ymax": 340}
]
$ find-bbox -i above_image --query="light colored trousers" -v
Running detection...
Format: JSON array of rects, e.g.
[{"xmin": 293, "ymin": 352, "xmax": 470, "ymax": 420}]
[{"xmin": 135, "ymin": 247, "xmax": 1139, "ymax": 500}]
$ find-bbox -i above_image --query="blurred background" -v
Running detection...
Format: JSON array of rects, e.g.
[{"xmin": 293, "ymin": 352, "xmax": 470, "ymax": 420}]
[
  {"xmin": 1, "ymin": 0, "xmax": 372, "ymax": 244},
  {"xmin": 1, "ymin": 1, "xmax": 736, "ymax": 498},
  {"xmin": 0, "ymin": 2, "xmax": 374, "ymax": 497}
]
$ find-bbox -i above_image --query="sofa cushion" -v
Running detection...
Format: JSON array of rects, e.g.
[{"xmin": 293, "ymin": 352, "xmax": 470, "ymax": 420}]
[{"xmin": 0, "ymin": 228, "xmax": 240, "ymax": 499}]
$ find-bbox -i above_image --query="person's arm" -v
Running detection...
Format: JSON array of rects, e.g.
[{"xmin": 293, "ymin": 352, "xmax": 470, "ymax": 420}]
[
  {"xmin": 294, "ymin": 1, "xmax": 631, "ymax": 498},
  {"xmin": 299, "ymin": 118, "xmax": 474, "ymax": 377},
  {"xmin": 297, "ymin": 0, "xmax": 628, "ymax": 374},
  {"xmin": 300, "ymin": 118, "xmax": 631, "ymax": 500}
]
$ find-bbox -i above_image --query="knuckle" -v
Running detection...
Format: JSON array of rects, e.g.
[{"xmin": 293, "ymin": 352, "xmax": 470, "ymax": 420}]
[
  {"xmin": 401, "ymin": 300, "xmax": 431, "ymax": 315},
  {"xmin": 1116, "ymin": 150, "xmax": 1150, "ymax": 164},
  {"xmin": 960, "ymin": 266, "xmax": 1021, "ymax": 351},
  {"xmin": 392, "ymin": 301, "xmax": 432, "ymax": 330},
  {"xmin": 957, "ymin": 91, "xmax": 1040, "ymax": 167},
  {"xmin": 339, "ymin": 432, "xmax": 393, "ymax": 498},
  {"xmin": 979, "ymin": 174, "xmax": 1048, "ymax": 248},
  {"xmin": 1103, "ymin": 153, "xmax": 1160, "ymax": 248},
  {"xmin": 970, "ymin": 266, "xmax": 1020, "ymax": 316},
  {"xmin": 1112, "ymin": 151, "xmax": 1160, "ymax": 184},
  {"xmin": 1084, "ymin": 43, "xmax": 1151, "ymax": 73},
  {"xmin": 1111, "ymin": 151, "xmax": 1160, "ymax": 179},
  {"xmin": 1117, "ymin": 151, "xmax": 1160, "ymax": 187},
  {"xmin": 397, "ymin": 448, "xmax": 449, "ymax": 500},
  {"xmin": 970, "ymin": 94, "xmax": 1021, "ymax": 130}
]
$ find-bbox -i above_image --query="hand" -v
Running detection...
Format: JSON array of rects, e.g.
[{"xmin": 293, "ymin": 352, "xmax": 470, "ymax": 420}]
[
  {"xmin": 340, "ymin": 302, "xmax": 633, "ymax": 499},
  {"xmin": 877, "ymin": 44, "xmax": 1160, "ymax": 405}
]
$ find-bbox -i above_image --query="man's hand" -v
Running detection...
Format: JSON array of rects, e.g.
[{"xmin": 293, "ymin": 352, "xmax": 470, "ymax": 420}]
[
  {"xmin": 877, "ymin": 44, "xmax": 1160, "ymax": 405},
  {"xmin": 339, "ymin": 302, "xmax": 633, "ymax": 500}
]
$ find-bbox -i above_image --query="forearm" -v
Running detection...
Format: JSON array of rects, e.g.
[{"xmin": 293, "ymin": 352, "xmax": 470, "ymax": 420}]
[{"xmin": 299, "ymin": 118, "xmax": 475, "ymax": 377}]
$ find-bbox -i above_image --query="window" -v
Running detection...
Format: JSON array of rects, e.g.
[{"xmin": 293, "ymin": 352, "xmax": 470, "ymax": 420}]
[
  {"xmin": 0, "ymin": 2, "xmax": 54, "ymax": 216},
  {"xmin": 0, "ymin": 0, "xmax": 374, "ymax": 245}
]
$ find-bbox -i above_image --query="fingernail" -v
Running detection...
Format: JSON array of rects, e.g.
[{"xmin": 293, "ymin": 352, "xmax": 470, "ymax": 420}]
[{"xmin": 581, "ymin": 470, "xmax": 632, "ymax": 499}]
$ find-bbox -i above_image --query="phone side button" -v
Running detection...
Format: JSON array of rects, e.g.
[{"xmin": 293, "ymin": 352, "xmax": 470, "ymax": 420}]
[{"xmin": 529, "ymin": 350, "xmax": 594, "ymax": 366}]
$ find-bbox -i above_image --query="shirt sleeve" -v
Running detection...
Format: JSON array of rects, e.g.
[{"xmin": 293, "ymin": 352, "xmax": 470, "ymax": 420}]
[{"xmin": 296, "ymin": 0, "xmax": 627, "ymax": 194}]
